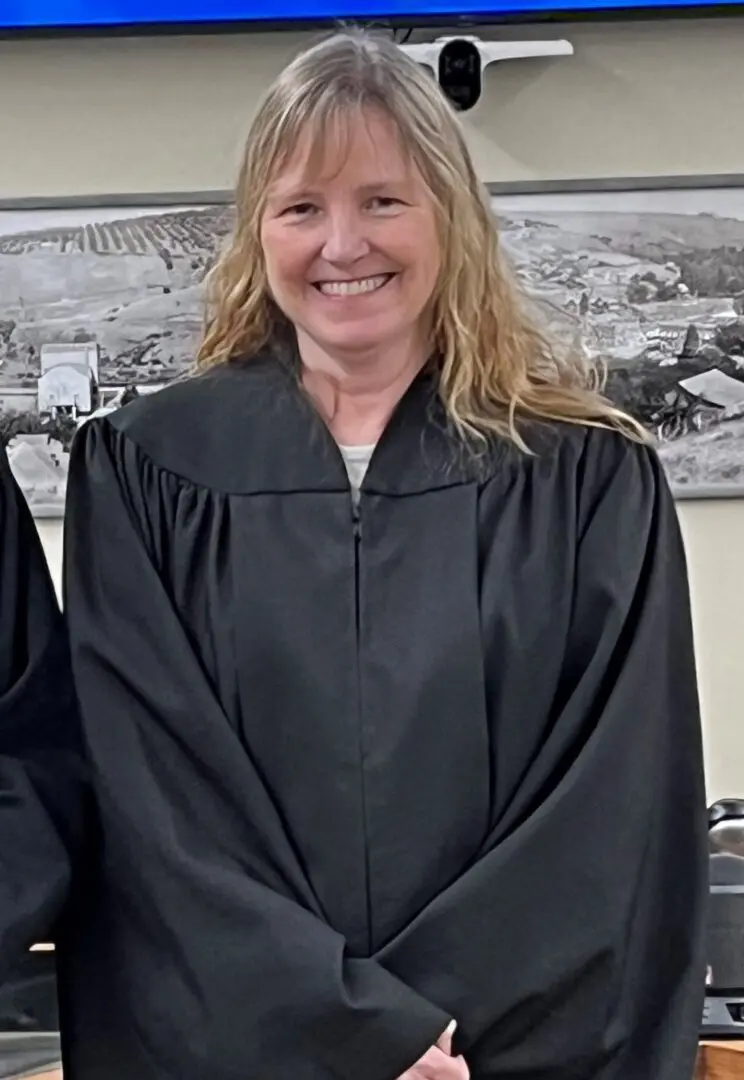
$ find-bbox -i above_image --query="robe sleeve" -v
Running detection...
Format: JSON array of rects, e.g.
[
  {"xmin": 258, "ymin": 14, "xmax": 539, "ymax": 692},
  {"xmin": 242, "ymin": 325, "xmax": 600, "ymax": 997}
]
[
  {"xmin": 376, "ymin": 431, "xmax": 708, "ymax": 1080},
  {"xmin": 0, "ymin": 443, "xmax": 87, "ymax": 970},
  {"xmin": 62, "ymin": 417, "xmax": 451, "ymax": 1080}
]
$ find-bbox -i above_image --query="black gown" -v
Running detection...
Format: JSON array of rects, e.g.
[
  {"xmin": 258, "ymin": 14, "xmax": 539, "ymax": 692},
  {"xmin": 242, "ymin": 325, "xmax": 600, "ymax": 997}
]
[
  {"xmin": 0, "ymin": 442, "xmax": 86, "ymax": 1028},
  {"xmin": 59, "ymin": 347, "xmax": 708, "ymax": 1080}
]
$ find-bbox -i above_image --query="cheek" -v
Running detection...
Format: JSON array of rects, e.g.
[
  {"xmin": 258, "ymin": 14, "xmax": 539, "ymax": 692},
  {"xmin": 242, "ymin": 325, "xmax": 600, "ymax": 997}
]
[
  {"xmin": 260, "ymin": 229, "xmax": 309, "ymax": 295},
  {"xmin": 405, "ymin": 236, "xmax": 441, "ymax": 294},
  {"xmin": 392, "ymin": 219, "xmax": 441, "ymax": 285}
]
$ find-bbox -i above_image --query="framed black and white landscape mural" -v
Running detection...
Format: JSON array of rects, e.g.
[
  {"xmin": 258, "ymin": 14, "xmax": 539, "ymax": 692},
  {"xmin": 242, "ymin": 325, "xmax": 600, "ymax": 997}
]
[
  {"xmin": 2, "ymin": 175, "xmax": 744, "ymax": 516},
  {"xmin": 491, "ymin": 176, "xmax": 744, "ymax": 501},
  {"xmin": 0, "ymin": 197, "xmax": 234, "ymax": 517}
]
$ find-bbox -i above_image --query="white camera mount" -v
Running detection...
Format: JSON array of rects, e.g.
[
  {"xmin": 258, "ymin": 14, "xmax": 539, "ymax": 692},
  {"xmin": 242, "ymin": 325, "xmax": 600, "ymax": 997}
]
[
  {"xmin": 398, "ymin": 35, "xmax": 575, "ymax": 74},
  {"xmin": 397, "ymin": 34, "xmax": 574, "ymax": 110}
]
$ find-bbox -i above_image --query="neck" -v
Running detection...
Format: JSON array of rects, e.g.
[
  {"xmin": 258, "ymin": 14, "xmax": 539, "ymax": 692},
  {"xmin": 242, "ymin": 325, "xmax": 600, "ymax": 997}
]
[{"xmin": 297, "ymin": 331, "xmax": 428, "ymax": 446}]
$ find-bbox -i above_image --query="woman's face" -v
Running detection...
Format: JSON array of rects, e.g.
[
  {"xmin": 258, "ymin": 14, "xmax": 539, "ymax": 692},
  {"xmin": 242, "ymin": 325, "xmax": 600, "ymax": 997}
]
[{"xmin": 260, "ymin": 108, "xmax": 441, "ymax": 362}]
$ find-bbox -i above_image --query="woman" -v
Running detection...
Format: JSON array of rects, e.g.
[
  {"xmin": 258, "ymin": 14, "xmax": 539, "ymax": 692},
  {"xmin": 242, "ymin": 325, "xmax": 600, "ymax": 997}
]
[{"xmin": 60, "ymin": 28, "xmax": 708, "ymax": 1080}]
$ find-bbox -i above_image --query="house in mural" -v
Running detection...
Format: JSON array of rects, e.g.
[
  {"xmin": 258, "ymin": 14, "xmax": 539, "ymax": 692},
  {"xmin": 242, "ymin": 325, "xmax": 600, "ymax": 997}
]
[{"xmin": 37, "ymin": 343, "xmax": 100, "ymax": 419}]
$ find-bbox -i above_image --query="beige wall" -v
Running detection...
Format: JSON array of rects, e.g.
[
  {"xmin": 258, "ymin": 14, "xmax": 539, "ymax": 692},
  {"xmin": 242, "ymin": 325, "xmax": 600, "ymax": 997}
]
[{"xmin": 2, "ymin": 18, "xmax": 743, "ymax": 801}]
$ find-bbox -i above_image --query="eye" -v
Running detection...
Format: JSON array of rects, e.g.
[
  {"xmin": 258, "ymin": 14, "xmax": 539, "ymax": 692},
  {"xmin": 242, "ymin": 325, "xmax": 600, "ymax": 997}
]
[
  {"xmin": 368, "ymin": 196, "xmax": 403, "ymax": 211},
  {"xmin": 281, "ymin": 202, "xmax": 318, "ymax": 218}
]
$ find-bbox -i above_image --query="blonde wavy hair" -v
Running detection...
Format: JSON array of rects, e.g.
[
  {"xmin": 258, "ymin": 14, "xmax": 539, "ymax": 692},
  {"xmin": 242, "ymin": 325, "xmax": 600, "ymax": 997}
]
[{"xmin": 196, "ymin": 27, "xmax": 647, "ymax": 448}]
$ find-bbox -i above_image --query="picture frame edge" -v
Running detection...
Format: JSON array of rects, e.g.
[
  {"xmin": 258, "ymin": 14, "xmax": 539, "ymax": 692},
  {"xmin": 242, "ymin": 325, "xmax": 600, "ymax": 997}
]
[
  {"xmin": 671, "ymin": 484, "xmax": 744, "ymax": 502},
  {"xmin": 4, "ymin": 173, "xmax": 744, "ymax": 210},
  {"xmin": 0, "ymin": 189, "xmax": 235, "ymax": 212},
  {"xmin": 486, "ymin": 173, "xmax": 744, "ymax": 197}
]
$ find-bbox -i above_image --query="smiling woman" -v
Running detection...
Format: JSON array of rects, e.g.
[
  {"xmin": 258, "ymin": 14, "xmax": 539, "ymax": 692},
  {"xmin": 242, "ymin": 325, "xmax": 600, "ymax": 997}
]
[
  {"xmin": 57, "ymin": 25, "xmax": 707, "ymax": 1080},
  {"xmin": 258, "ymin": 110, "xmax": 440, "ymax": 379}
]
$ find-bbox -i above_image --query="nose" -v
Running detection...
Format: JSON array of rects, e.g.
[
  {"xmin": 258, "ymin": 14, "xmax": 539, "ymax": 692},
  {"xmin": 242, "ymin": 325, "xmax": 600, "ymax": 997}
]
[{"xmin": 320, "ymin": 208, "xmax": 370, "ymax": 265}]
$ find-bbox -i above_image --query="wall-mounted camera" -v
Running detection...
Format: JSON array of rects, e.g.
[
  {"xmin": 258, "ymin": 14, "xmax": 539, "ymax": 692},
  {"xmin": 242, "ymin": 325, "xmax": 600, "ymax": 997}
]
[{"xmin": 399, "ymin": 35, "xmax": 574, "ymax": 112}]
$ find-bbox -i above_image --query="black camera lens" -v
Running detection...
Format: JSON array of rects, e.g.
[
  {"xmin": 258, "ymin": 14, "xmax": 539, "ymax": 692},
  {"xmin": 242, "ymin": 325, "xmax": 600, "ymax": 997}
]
[{"xmin": 437, "ymin": 38, "xmax": 483, "ymax": 111}]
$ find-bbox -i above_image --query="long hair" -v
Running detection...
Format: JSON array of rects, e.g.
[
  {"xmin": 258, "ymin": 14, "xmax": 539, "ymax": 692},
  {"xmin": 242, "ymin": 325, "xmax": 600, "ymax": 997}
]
[{"xmin": 196, "ymin": 28, "xmax": 647, "ymax": 448}]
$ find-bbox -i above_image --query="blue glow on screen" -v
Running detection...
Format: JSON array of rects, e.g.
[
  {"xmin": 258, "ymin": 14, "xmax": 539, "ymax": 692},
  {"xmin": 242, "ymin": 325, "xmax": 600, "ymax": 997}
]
[{"xmin": 0, "ymin": 0, "xmax": 739, "ymax": 28}]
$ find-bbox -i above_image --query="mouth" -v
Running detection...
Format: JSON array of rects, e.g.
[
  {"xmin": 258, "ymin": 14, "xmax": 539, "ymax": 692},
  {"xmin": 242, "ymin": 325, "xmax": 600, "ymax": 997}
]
[{"xmin": 312, "ymin": 273, "xmax": 397, "ymax": 297}]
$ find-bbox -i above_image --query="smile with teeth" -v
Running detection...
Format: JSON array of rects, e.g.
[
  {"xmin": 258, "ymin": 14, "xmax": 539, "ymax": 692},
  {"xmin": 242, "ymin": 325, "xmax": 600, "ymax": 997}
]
[{"xmin": 314, "ymin": 273, "xmax": 395, "ymax": 297}]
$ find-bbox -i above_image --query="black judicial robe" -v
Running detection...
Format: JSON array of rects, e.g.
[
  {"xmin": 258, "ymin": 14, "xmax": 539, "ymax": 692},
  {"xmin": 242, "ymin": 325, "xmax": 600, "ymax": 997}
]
[
  {"xmin": 59, "ymin": 350, "xmax": 708, "ymax": 1080},
  {"xmin": 0, "ymin": 443, "xmax": 86, "ymax": 983}
]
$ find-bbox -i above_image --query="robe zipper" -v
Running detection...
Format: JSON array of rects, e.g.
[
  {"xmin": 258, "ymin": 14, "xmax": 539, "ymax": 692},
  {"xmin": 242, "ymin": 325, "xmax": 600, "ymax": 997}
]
[
  {"xmin": 352, "ymin": 501, "xmax": 362, "ymax": 635},
  {"xmin": 352, "ymin": 497, "xmax": 372, "ymax": 952}
]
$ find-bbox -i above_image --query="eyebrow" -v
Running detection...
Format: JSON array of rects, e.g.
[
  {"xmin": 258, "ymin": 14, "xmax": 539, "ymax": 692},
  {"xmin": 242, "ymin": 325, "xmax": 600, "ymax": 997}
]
[{"xmin": 268, "ymin": 179, "xmax": 410, "ymax": 203}]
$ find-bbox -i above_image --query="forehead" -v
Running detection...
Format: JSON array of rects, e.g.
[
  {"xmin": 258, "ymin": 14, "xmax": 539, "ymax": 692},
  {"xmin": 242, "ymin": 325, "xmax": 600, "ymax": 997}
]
[{"xmin": 268, "ymin": 107, "xmax": 415, "ymax": 195}]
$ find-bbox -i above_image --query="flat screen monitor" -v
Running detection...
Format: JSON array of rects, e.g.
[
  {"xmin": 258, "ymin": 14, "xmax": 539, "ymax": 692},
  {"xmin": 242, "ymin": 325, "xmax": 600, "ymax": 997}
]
[{"xmin": 0, "ymin": 0, "xmax": 740, "ymax": 33}]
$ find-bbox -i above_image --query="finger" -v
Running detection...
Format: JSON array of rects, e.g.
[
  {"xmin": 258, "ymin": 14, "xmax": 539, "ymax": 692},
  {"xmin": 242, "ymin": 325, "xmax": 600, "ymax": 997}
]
[
  {"xmin": 414, "ymin": 1047, "xmax": 469, "ymax": 1080},
  {"xmin": 436, "ymin": 1019, "xmax": 457, "ymax": 1055},
  {"xmin": 453, "ymin": 1055, "xmax": 471, "ymax": 1080},
  {"xmin": 436, "ymin": 1031, "xmax": 452, "ymax": 1055}
]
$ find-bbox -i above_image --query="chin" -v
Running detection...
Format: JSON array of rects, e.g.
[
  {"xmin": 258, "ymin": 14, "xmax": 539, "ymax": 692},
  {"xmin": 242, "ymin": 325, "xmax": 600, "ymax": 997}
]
[
  {"xmin": 310, "ymin": 319, "xmax": 405, "ymax": 355},
  {"xmin": 320, "ymin": 337, "xmax": 396, "ymax": 358}
]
